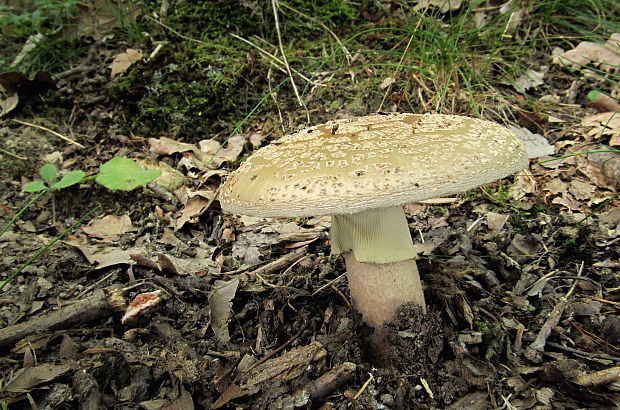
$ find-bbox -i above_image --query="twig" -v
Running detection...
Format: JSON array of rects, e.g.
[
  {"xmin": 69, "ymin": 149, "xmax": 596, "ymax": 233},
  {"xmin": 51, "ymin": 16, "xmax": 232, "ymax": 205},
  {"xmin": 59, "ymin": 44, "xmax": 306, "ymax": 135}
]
[
  {"xmin": 353, "ymin": 372, "xmax": 374, "ymax": 400},
  {"xmin": 248, "ymin": 246, "xmax": 308, "ymax": 278},
  {"xmin": 311, "ymin": 272, "xmax": 346, "ymax": 297},
  {"xmin": 278, "ymin": 1, "xmax": 352, "ymax": 65},
  {"xmin": 545, "ymin": 341, "xmax": 620, "ymax": 362},
  {"xmin": 270, "ymin": 0, "xmax": 309, "ymax": 121},
  {"xmin": 573, "ymin": 366, "xmax": 620, "ymax": 387},
  {"xmin": 0, "ymin": 148, "xmax": 27, "ymax": 160},
  {"xmin": 524, "ymin": 262, "xmax": 583, "ymax": 363},
  {"xmin": 12, "ymin": 119, "xmax": 85, "ymax": 149},
  {"xmin": 146, "ymin": 15, "xmax": 207, "ymax": 45},
  {"xmin": 291, "ymin": 362, "xmax": 356, "ymax": 401},
  {"xmin": 230, "ymin": 34, "xmax": 320, "ymax": 86},
  {"xmin": 267, "ymin": 67, "xmax": 285, "ymax": 132},
  {"xmin": 0, "ymin": 287, "xmax": 124, "ymax": 349},
  {"xmin": 377, "ymin": 34, "xmax": 414, "ymax": 112}
]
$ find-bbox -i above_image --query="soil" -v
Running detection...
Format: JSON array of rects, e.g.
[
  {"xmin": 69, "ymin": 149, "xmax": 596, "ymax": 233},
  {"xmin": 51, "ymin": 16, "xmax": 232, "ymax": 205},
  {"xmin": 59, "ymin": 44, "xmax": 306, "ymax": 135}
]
[{"xmin": 1, "ymin": 1, "xmax": 620, "ymax": 409}]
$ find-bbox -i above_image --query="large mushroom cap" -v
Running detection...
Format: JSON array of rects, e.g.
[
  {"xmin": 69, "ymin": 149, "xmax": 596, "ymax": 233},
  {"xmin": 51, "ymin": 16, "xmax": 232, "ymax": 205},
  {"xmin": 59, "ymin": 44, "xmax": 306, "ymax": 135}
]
[{"xmin": 220, "ymin": 113, "xmax": 528, "ymax": 217}]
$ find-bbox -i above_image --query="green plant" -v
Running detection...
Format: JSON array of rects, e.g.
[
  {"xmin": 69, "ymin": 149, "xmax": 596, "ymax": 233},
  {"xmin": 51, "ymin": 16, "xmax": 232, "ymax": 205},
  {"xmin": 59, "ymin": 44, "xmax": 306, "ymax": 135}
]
[
  {"xmin": 24, "ymin": 157, "xmax": 162, "ymax": 193},
  {"xmin": 24, "ymin": 162, "xmax": 85, "ymax": 193},
  {"xmin": 0, "ymin": 157, "xmax": 161, "ymax": 291}
]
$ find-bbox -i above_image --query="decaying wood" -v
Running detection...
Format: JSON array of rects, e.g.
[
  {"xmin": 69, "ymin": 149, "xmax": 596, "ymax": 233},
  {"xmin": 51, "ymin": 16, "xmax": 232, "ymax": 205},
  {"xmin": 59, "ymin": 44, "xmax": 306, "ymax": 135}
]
[
  {"xmin": 0, "ymin": 287, "xmax": 125, "ymax": 350},
  {"xmin": 525, "ymin": 297, "xmax": 568, "ymax": 363},
  {"xmin": 292, "ymin": 361, "xmax": 356, "ymax": 401},
  {"xmin": 247, "ymin": 246, "xmax": 308, "ymax": 278},
  {"xmin": 572, "ymin": 366, "xmax": 620, "ymax": 387}
]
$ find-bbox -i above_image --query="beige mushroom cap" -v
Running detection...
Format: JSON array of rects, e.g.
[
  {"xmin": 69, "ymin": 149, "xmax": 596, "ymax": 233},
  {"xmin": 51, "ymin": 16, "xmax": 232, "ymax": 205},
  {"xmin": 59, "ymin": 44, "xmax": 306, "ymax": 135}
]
[{"xmin": 220, "ymin": 113, "xmax": 528, "ymax": 217}]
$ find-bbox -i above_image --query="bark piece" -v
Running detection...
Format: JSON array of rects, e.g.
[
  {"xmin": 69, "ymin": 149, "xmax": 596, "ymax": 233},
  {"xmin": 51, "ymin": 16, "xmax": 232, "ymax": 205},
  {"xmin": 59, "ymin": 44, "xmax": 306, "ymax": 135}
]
[{"xmin": 0, "ymin": 287, "xmax": 124, "ymax": 350}]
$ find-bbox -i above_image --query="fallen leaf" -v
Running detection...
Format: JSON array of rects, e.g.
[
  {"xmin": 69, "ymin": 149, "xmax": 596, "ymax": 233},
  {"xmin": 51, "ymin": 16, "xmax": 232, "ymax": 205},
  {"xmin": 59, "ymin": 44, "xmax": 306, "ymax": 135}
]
[
  {"xmin": 582, "ymin": 112, "xmax": 620, "ymax": 144},
  {"xmin": 3, "ymin": 363, "xmax": 73, "ymax": 393},
  {"xmin": 209, "ymin": 278, "xmax": 239, "ymax": 343},
  {"xmin": 554, "ymin": 33, "xmax": 620, "ymax": 72},
  {"xmin": 486, "ymin": 212, "xmax": 509, "ymax": 233},
  {"xmin": 415, "ymin": 0, "xmax": 463, "ymax": 12},
  {"xmin": 149, "ymin": 137, "xmax": 198, "ymax": 156},
  {"xmin": 568, "ymin": 179, "xmax": 596, "ymax": 201},
  {"xmin": 508, "ymin": 125, "xmax": 555, "ymax": 158},
  {"xmin": 110, "ymin": 49, "xmax": 143, "ymax": 78},
  {"xmin": 380, "ymin": 77, "xmax": 396, "ymax": 89},
  {"xmin": 0, "ymin": 92, "xmax": 19, "ymax": 117},
  {"xmin": 199, "ymin": 135, "xmax": 247, "ymax": 168},
  {"xmin": 175, "ymin": 195, "xmax": 212, "ymax": 229},
  {"xmin": 508, "ymin": 68, "xmax": 547, "ymax": 93},
  {"xmin": 82, "ymin": 214, "xmax": 135, "ymax": 242},
  {"xmin": 122, "ymin": 290, "xmax": 163, "ymax": 324}
]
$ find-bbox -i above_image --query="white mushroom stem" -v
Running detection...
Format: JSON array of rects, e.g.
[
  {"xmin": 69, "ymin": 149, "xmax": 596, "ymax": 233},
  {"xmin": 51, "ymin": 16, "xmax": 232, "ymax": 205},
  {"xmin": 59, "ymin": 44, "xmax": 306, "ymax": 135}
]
[{"xmin": 330, "ymin": 206, "xmax": 426, "ymax": 328}]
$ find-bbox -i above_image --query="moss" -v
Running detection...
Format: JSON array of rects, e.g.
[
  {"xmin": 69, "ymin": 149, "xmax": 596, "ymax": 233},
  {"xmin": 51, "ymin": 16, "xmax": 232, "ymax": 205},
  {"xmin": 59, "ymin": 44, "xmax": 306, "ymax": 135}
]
[{"xmin": 108, "ymin": 38, "xmax": 266, "ymax": 140}]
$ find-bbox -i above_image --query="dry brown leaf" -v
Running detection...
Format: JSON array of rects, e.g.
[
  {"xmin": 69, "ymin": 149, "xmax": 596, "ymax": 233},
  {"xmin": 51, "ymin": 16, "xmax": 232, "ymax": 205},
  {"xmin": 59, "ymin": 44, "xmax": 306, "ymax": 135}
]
[
  {"xmin": 209, "ymin": 278, "xmax": 239, "ymax": 343},
  {"xmin": 380, "ymin": 77, "xmax": 396, "ymax": 89},
  {"xmin": 0, "ymin": 92, "xmax": 18, "ymax": 117},
  {"xmin": 3, "ymin": 363, "xmax": 73, "ymax": 393},
  {"xmin": 568, "ymin": 179, "xmax": 596, "ymax": 201},
  {"xmin": 554, "ymin": 33, "xmax": 620, "ymax": 72},
  {"xmin": 110, "ymin": 49, "xmax": 143, "ymax": 78},
  {"xmin": 199, "ymin": 135, "xmax": 247, "ymax": 168},
  {"xmin": 415, "ymin": 0, "xmax": 463, "ymax": 12},
  {"xmin": 82, "ymin": 214, "xmax": 135, "ymax": 242},
  {"xmin": 175, "ymin": 196, "xmax": 212, "ymax": 229},
  {"xmin": 121, "ymin": 290, "xmax": 163, "ymax": 324},
  {"xmin": 509, "ymin": 168, "xmax": 537, "ymax": 200},
  {"xmin": 486, "ymin": 212, "xmax": 509, "ymax": 233}
]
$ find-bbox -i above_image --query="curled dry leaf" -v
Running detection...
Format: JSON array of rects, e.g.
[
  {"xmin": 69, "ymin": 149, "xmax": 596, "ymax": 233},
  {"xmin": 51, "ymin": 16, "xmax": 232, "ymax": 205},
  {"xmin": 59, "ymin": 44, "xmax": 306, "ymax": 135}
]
[
  {"xmin": 82, "ymin": 214, "xmax": 136, "ymax": 242},
  {"xmin": 415, "ymin": 0, "xmax": 463, "ymax": 12},
  {"xmin": 554, "ymin": 33, "xmax": 620, "ymax": 72},
  {"xmin": 209, "ymin": 278, "xmax": 239, "ymax": 342},
  {"xmin": 199, "ymin": 135, "xmax": 247, "ymax": 168},
  {"xmin": 508, "ymin": 125, "xmax": 555, "ymax": 158},
  {"xmin": 110, "ymin": 48, "xmax": 144, "ymax": 78},
  {"xmin": 121, "ymin": 290, "xmax": 163, "ymax": 324},
  {"xmin": 582, "ymin": 112, "xmax": 620, "ymax": 146}
]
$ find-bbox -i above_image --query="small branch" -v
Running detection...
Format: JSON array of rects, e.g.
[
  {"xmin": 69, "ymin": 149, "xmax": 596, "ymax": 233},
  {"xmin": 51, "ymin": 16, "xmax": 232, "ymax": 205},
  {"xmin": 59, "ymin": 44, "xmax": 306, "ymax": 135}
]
[
  {"xmin": 0, "ymin": 147, "xmax": 27, "ymax": 160},
  {"xmin": 377, "ymin": 34, "xmax": 414, "ymax": 112},
  {"xmin": 12, "ymin": 119, "xmax": 85, "ymax": 149},
  {"xmin": 0, "ymin": 287, "xmax": 125, "ymax": 349},
  {"xmin": 524, "ymin": 262, "xmax": 583, "ymax": 363},
  {"xmin": 270, "ymin": 0, "xmax": 308, "ymax": 121},
  {"xmin": 146, "ymin": 15, "xmax": 207, "ymax": 45}
]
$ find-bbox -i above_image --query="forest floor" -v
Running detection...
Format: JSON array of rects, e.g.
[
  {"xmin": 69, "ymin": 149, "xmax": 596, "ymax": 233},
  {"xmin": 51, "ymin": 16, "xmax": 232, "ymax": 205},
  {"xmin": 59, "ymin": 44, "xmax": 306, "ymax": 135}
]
[{"xmin": 0, "ymin": 1, "xmax": 620, "ymax": 408}]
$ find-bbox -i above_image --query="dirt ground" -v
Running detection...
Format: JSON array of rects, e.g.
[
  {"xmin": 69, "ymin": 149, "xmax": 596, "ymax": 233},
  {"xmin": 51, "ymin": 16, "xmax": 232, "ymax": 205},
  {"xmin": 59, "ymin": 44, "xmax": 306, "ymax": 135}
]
[{"xmin": 1, "ymin": 1, "xmax": 620, "ymax": 409}]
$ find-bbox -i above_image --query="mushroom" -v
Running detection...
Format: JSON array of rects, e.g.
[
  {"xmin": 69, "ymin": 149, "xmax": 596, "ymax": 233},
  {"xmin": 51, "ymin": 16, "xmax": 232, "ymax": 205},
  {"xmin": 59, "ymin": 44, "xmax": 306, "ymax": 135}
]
[{"xmin": 219, "ymin": 113, "xmax": 527, "ymax": 337}]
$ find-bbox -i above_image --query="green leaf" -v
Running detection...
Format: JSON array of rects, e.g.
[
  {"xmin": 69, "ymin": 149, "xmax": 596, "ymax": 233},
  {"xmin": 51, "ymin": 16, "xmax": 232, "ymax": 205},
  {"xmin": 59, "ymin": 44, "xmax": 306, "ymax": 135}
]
[
  {"xmin": 587, "ymin": 90, "xmax": 601, "ymax": 101},
  {"xmin": 40, "ymin": 163, "xmax": 57, "ymax": 184},
  {"xmin": 24, "ymin": 181, "xmax": 47, "ymax": 192},
  {"xmin": 53, "ymin": 170, "xmax": 85, "ymax": 189},
  {"xmin": 95, "ymin": 157, "xmax": 162, "ymax": 191}
]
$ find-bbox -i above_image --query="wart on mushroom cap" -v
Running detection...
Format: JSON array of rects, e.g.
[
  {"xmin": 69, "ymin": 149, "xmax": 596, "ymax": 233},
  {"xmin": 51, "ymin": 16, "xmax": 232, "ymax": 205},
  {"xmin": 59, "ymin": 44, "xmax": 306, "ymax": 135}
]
[{"xmin": 220, "ymin": 113, "xmax": 528, "ymax": 332}]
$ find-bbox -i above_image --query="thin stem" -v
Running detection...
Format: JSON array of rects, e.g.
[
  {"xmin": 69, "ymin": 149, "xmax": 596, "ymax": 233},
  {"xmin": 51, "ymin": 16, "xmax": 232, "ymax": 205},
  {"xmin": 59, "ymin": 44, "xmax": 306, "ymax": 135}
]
[
  {"xmin": 0, "ymin": 206, "xmax": 100, "ymax": 291},
  {"xmin": 0, "ymin": 191, "xmax": 46, "ymax": 239}
]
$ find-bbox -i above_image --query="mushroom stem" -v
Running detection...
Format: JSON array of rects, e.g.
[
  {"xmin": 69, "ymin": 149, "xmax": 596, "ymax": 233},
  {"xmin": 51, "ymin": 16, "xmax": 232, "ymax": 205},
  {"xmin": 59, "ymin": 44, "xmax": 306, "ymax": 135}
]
[
  {"xmin": 330, "ymin": 205, "xmax": 426, "ymax": 328},
  {"xmin": 331, "ymin": 206, "xmax": 416, "ymax": 264},
  {"xmin": 343, "ymin": 252, "xmax": 425, "ymax": 329}
]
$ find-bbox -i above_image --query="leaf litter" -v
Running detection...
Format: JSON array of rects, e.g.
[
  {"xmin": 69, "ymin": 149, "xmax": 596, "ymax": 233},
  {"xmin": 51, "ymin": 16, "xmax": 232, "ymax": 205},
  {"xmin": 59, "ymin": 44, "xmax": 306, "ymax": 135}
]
[{"xmin": 1, "ymin": 3, "xmax": 620, "ymax": 410}]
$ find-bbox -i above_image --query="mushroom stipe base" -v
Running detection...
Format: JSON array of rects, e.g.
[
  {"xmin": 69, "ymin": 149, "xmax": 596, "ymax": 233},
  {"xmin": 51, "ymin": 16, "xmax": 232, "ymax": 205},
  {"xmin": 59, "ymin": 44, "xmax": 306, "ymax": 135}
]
[{"xmin": 344, "ymin": 252, "xmax": 426, "ymax": 330}]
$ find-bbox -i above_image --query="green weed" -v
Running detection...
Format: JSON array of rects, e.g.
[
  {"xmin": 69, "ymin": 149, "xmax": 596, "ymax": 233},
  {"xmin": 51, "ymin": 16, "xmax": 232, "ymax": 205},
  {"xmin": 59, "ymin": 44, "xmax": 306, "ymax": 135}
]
[{"xmin": 0, "ymin": 157, "xmax": 161, "ymax": 291}]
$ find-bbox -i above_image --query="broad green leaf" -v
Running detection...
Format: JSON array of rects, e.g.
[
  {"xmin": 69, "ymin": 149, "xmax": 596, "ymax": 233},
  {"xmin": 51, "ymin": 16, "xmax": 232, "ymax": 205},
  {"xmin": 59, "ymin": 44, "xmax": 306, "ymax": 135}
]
[
  {"xmin": 53, "ymin": 170, "xmax": 85, "ymax": 189},
  {"xmin": 96, "ymin": 157, "xmax": 162, "ymax": 191},
  {"xmin": 24, "ymin": 181, "xmax": 47, "ymax": 192},
  {"xmin": 40, "ymin": 163, "xmax": 57, "ymax": 184}
]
